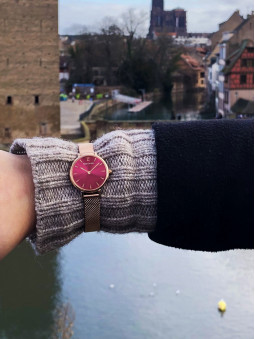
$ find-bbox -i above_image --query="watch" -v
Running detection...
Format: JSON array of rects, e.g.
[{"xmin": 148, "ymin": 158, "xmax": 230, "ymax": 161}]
[{"xmin": 70, "ymin": 143, "xmax": 111, "ymax": 233}]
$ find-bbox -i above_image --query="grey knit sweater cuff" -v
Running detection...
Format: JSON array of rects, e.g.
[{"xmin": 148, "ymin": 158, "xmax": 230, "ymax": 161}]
[{"xmin": 10, "ymin": 130, "xmax": 157, "ymax": 254}]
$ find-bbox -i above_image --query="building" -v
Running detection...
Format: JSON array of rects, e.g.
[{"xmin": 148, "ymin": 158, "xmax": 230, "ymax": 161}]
[
  {"xmin": 221, "ymin": 40, "xmax": 254, "ymax": 117},
  {"xmin": 174, "ymin": 35, "xmax": 211, "ymax": 47},
  {"xmin": 206, "ymin": 11, "xmax": 244, "ymax": 67},
  {"xmin": 60, "ymin": 55, "xmax": 70, "ymax": 92},
  {"xmin": 148, "ymin": 0, "xmax": 187, "ymax": 39},
  {"xmin": 206, "ymin": 11, "xmax": 254, "ymax": 117},
  {"xmin": 0, "ymin": 0, "xmax": 60, "ymax": 143},
  {"xmin": 179, "ymin": 54, "xmax": 206, "ymax": 89},
  {"xmin": 231, "ymin": 98, "xmax": 254, "ymax": 118},
  {"xmin": 216, "ymin": 13, "xmax": 254, "ymax": 117},
  {"xmin": 210, "ymin": 11, "xmax": 244, "ymax": 51}
]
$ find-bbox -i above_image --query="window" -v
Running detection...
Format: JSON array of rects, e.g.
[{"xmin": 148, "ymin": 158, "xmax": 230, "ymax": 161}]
[
  {"xmin": 224, "ymin": 90, "xmax": 229, "ymax": 103},
  {"xmin": 247, "ymin": 47, "xmax": 254, "ymax": 53},
  {"xmin": 40, "ymin": 122, "xmax": 48, "ymax": 136},
  {"xmin": 240, "ymin": 74, "xmax": 247, "ymax": 84},
  {"xmin": 247, "ymin": 59, "xmax": 254, "ymax": 67},
  {"xmin": 179, "ymin": 17, "xmax": 185, "ymax": 28},
  {"xmin": 200, "ymin": 72, "xmax": 205, "ymax": 78},
  {"xmin": 4, "ymin": 127, "xmax": 11, "ymax": 138},
  {"xmin": 6, "ymin": 96, "xmax": 12, "ymax": 105},
  {"xmin": 241, "ymin": 59, "xmax": 247, "ymax": 67},
  {"xmin": 241, "ymin": 59, "xmax": 254, "ymax": 67},
  {"xmin": 34, "ymin": 95, "xmax": 39, "ymax": 105}
]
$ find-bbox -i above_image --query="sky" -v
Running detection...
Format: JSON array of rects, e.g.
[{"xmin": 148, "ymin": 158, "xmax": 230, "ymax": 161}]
[{"xmin": 59, "ymin": 0, "xmax": 254, "ymax": 35}]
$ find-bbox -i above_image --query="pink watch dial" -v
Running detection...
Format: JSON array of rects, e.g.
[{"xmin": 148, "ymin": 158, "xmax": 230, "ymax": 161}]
[{"xmin": 70, "ymin": 155, "xmax": 108, "ymax": 191}]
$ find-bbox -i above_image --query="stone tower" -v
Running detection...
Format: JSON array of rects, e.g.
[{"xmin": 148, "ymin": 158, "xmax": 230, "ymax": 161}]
[{"xmin": 0, "ymin": 0, "xmax": 60, "ymax": 144}]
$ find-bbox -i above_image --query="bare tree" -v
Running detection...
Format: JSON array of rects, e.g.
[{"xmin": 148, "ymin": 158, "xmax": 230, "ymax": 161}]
[
  {"xmin": 121, "ymin": 8, "xmax": 148, "ymax": 58},
  {"xmin": 121, "ymin": 8, "xmax": 148, "ymax": 38}
]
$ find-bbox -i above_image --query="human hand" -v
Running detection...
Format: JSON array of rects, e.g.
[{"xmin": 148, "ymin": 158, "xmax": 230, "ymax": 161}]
[{"xmin": 0, "ymin": 151, "xmax": 36, "ymax": 260}]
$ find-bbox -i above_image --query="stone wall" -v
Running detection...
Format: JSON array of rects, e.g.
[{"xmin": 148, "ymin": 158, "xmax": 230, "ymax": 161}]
[
  {"xmin": 85, "ymin": 120, "xmax": 176, "ymax": 140},
  {"xmin": 0, "ymin": 0, "xmax": 60, "ymax": 143}
]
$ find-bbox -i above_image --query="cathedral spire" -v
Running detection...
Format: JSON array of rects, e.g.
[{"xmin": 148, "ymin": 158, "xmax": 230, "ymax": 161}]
[
  {"xmin": 152, "ymin": 0, "xmax": 164, "ymax": 10},
  {"xmin": 148, "ymin": 0, "xmax": 187, "ymax": 39}
]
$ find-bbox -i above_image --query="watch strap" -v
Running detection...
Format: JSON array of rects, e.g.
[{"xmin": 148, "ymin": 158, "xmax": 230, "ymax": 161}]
[
  {"xmin": 83, "ymin": 193, "xmax": 101, "ymax": 232},
  {"xmin": 78, "ymin": 142, "xmax": 94, "ymax": 155},
  {"xmin": 78, "ymin": 143, "xmax": 101, "ymax": 233}
]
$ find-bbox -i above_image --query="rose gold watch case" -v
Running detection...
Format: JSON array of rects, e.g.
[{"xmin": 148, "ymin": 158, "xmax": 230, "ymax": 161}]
[{"xmin": 70, "ymin": 153, "xmax": 110, "ymax": 193}]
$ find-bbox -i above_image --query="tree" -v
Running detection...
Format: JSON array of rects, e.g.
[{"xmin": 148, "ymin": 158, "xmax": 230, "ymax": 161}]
[
  {"xmin": 66, "ymin": 8, "xmax": 181, "ymax": 96},
  {"xmin": 100, "ymin": 19, "xmax": 124, "ymax": 85},
  {"xmin": 121, "ymin": 8, "xmax": 148, "ymax": 59}
]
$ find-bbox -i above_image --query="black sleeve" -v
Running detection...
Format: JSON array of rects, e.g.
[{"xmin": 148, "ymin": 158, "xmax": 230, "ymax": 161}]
[{"xmin": 149, "ymin": 119, "xmax": 254, "ymax": 251}]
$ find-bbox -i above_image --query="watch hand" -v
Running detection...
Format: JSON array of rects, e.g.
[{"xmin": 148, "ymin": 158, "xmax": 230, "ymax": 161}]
[
  {"xmin": 90, "ymin": 163, "xmax": 99, "ymax": 173},
  {"xmin": 80, "ymin": 167, "xmax": 89, "ymax": 174}
]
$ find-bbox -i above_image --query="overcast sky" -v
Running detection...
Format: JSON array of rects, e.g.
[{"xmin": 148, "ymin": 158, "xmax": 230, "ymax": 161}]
[{"xmin": 59, "ymin": 0, "xmax": 254, "ymax": 35}]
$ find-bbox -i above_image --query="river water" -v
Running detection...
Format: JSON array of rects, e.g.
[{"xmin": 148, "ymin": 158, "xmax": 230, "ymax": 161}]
[
  {"xmin": 0, "ymin": 236, "xmax": 253, "ymax": 339},
  {"xmin": 103, "ymin": 92, "xmax": 206, "ymax": 121},
  {"xmin": 0, "ymin": 92, "xmax": 253, "ymax": 339}
]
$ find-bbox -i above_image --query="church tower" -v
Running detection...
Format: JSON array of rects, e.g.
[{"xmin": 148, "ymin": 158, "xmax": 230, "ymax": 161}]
[
  {"xmin": 148, "ymin": 0, "xmax": 187, "ymax": 39},
  {"xmin": 148, "ymin": 0, "xmax": 164, "ymax": 38},
  {"xmin": 152, "ymin": 0, "xmax": 164, "ymax": 10}
]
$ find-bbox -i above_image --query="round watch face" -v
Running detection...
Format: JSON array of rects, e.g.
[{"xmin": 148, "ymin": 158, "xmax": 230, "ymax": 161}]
[{"xmin": 70, "ymin": 155, "xmax": 109, "ymax": 192}]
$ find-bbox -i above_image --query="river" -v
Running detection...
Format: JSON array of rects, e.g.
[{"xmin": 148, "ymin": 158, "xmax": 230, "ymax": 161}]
[
  {"xmin": 103, "ymin": 91, "xmax": 206, "ymax": 121},
  {"xmin": 0, "ymin": 235, "xmax": 253, "ymax": 339}
]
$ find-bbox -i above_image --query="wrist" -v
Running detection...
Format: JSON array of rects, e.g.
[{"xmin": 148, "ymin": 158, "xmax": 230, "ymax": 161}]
[
  {"xmin": 14, "ymin": 154, "xmax": 36, "ymax": 237},
  {"xmin": 10, "ymin": 137, "xmax": 82, "ymax": 254},
  {"xmin": 0, "ymin": 152, "xmax": 35, "ymax": 260}
]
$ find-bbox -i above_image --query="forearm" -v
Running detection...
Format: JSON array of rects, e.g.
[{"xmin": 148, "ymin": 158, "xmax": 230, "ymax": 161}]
[{"xmin": 0, "ymin": 152, "xmax": 35, "ymax": 260}]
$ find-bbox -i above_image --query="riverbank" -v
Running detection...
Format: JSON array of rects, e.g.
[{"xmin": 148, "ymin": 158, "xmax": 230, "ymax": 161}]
[
  {"xmin": 76, "ymin": 92, "xmax": 205, "ymax": 140},
  {"xmin": 60, "ymin": 100, "xmax": 93, "ymax": 137}
]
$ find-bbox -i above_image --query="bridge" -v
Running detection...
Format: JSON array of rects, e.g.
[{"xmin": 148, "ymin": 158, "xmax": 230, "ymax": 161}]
[
  {"xmin": 113, "ymin": 93, "xmax": 142, "ymax": 105},
  {"xmin": 112, "ymin": 90, "xmax": 152, "ymax": 112},
  {"xmin": 128, "ymin": 101, "xmax": 153, "ymax": 112}
]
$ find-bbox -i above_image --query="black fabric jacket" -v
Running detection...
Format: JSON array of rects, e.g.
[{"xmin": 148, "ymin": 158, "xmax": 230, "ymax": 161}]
[{"xmin": 149, "ymin": 119, "xmax": 254, "ymax": 251}]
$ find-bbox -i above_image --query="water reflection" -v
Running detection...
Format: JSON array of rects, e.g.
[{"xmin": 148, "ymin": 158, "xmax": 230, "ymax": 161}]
[
  {"xmin": 59, "ymin": 233, "xmax": 253, "ymax": 339},
  {"xmin": 0, "ymin": 241, "xmax": 61, "ymax": 339},
  {"xmin": 0, "ymin": 233, "xmax": 253, "ymax": 339},
  {"xmin": 103, "ymin": 91, "xmax": 205, "ymax": 121}
]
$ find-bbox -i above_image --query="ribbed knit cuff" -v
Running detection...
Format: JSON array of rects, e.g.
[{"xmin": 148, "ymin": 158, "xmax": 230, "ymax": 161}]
[
  {"xmin": 94, "ymin": 129, "xmax": 157, "ymax": 233},
  {"xmin": 10, "ymin": 137, "xmax": 82, "ymax": 255},
  {"xmin": 10, "ymin": 130, "xmax": 157, "ymax": 254}
]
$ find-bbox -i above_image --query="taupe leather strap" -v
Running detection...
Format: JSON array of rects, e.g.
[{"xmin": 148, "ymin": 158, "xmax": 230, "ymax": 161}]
[
  {"xmin": 78, "ymin": 143, "xmax": 101, "ymax": 233},
  {"xmin": 83, "ymin": 193, "xmax": 101, "ymax": 232}
]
